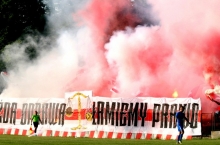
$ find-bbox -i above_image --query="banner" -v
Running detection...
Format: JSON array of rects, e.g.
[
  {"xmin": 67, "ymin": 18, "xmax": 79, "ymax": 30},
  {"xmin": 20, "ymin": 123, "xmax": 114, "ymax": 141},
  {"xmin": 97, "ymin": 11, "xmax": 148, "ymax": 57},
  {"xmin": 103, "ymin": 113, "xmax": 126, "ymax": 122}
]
[{"xmin": 0, "ymin": 91, "xmax": 201, "ymax": 139}]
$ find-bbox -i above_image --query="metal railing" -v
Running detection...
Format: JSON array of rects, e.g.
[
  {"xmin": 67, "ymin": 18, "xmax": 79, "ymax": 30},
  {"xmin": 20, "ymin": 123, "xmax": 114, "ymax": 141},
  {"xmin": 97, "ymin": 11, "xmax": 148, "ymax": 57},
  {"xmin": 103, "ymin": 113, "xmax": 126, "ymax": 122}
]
[
  {"xmin": 212, "ymin": 112, "xmax": 220, "ymax": 131},
  {"xmin": 201, "ymin": 112, "xmax": 220, "ymax": 137}
]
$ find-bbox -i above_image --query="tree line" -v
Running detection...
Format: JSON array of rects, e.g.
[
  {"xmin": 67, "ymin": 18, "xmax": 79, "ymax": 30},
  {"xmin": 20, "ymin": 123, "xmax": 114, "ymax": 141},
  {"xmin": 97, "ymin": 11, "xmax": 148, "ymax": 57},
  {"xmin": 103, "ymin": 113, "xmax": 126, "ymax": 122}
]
[
  {"xmin": 0, "ymin": 0, "xmax": 50, "ymax": 92},
  {"xmin": 0, "ymin": 0, "xmax": 50, "ymax": 71}
]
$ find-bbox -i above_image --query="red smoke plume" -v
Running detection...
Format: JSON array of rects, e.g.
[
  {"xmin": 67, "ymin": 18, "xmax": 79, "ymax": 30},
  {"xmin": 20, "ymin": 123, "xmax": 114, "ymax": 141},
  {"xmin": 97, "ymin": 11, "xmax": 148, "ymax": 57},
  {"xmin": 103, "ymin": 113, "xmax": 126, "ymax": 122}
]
[
  {"xmin": 66, "ymin": 0, "xmax": 220, "ymax": 99},
  {"xmin": 1, "ymin": 0, "xmax": 220, "ymax": 117}
]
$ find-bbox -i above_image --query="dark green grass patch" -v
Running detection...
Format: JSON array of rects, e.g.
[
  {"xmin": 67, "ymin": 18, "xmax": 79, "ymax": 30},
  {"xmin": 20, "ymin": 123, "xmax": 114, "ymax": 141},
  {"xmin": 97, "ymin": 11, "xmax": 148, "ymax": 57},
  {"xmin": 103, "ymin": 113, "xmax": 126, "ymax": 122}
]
[{"xmin": 0, "ymin": 135, "xmax": 219, "ymax": 145}]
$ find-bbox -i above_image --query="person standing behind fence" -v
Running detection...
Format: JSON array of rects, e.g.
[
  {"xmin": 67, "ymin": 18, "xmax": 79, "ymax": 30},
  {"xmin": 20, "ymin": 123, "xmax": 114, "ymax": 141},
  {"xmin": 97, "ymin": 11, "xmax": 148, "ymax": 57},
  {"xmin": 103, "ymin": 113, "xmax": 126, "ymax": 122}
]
[
  {"xmin": 176, "ymin": 106, "xmax": 191, "ymax": 144},
  {"xmin": 31, "ymin": 111, "xmax": 42, "ymax": 136},
  {"xmin": 188, "ymin": 61, "xmax": 220, "ymax": 135},
  {"xmin": 188, "ymin": 63, "xmax": 220, "ymax": 113}
]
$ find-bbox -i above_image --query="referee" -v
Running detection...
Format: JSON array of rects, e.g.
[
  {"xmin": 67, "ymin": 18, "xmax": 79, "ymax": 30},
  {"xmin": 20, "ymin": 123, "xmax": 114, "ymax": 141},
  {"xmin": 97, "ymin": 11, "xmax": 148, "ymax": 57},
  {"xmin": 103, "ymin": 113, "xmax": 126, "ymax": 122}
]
[{"xmin": 31, "ymin": 111, "xmax": 42, "ymax": 135}]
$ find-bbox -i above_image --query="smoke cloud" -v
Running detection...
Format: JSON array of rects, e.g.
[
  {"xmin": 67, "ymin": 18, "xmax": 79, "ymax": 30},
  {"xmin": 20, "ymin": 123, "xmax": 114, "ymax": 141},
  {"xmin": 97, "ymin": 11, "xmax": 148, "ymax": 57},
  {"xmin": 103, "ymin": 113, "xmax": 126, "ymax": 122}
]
[{"xmin": 1, "ymin": 0, "xmax": 220, "ymax": 99}]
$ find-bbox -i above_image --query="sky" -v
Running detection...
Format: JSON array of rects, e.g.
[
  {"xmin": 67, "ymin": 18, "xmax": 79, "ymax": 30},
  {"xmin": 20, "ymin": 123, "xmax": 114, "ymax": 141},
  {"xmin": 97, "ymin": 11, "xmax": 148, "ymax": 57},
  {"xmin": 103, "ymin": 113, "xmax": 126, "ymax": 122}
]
[{"xmin": 1, "ymin": 0, "xmax": 220, "ymax": 98}]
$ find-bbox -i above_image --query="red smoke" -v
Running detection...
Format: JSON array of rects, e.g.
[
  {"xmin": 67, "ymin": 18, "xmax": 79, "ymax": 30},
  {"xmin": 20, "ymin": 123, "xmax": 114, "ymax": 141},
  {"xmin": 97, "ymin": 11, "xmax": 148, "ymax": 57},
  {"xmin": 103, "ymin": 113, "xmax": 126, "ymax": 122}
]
[
  {"xmin": 79, "ymin": 0, "xmax": 140, "ymax": 45},
  {"xmin": 67, "ymin": 0, "xmax": 220, "ymax": 98}
]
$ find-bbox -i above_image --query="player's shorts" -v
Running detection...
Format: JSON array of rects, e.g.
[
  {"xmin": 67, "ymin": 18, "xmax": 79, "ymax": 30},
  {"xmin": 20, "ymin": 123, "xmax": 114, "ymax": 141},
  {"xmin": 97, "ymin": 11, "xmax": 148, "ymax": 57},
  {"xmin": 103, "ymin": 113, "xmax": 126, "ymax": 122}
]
[
  {"xmin": 177, "ymin": 125, "xmax": 183, "ymax": 132},
  {"xmin": 33, "ymin": 122, "xmax": 39, "ymax": 128}
]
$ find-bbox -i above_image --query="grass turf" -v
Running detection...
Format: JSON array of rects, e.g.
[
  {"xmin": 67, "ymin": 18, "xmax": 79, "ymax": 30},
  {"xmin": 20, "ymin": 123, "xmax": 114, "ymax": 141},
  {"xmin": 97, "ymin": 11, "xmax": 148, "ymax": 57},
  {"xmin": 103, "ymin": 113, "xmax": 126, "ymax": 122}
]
[{"xmin": 0, "ymin": 135, "xmax": 219, "ymax": 145}]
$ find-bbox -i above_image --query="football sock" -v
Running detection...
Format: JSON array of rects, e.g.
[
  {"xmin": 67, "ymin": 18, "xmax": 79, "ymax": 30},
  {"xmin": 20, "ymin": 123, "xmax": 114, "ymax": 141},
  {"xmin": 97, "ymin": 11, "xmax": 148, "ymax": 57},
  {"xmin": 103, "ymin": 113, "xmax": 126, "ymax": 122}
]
[
  {"xmin": 177, "ymin": 135, "xmax": 180, "ymax": 141},
  {"xmin": 180, "ymin": 134, "xmax": 183, "ymax": 141}
]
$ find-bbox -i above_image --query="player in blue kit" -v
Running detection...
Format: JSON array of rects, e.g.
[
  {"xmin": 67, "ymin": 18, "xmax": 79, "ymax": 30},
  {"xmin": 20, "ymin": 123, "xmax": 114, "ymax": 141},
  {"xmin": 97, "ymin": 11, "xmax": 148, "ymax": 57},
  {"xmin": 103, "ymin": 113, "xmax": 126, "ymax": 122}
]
[{"xmin": 176, "ymin": 106, "xmax": 191, "ymax": 144}]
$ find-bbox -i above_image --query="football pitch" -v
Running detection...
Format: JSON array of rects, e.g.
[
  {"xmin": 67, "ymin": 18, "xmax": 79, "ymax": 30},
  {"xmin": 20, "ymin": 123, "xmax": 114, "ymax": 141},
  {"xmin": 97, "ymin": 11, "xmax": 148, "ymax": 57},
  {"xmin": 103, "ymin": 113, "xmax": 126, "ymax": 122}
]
[{"xmin": 0, "ymin": 135, "xmax": 219, "ymax": 145}]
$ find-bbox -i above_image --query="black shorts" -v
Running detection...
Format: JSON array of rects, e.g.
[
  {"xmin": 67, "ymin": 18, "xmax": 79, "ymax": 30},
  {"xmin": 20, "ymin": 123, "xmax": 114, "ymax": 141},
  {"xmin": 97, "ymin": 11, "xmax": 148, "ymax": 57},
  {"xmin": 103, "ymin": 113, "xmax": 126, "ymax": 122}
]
[{"xmin": 33, "ymin": 122, "xmax": 39, "ymax": 128}]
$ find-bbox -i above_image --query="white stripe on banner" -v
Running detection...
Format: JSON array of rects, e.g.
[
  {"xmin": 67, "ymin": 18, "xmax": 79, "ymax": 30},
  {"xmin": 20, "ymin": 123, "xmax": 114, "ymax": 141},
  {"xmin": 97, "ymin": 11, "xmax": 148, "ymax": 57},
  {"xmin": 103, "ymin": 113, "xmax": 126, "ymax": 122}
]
[{"xmin": 0, "ymin": 128, "xmax": 194, "ymax": 139}]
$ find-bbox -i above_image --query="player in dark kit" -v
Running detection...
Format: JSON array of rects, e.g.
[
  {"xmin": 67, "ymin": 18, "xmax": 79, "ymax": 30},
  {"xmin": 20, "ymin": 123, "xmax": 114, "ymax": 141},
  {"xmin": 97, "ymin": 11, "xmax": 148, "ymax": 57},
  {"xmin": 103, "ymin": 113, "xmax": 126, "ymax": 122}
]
[{"xmin": 176, "ymin": 106, "xmax": 191, "ymax": 144}]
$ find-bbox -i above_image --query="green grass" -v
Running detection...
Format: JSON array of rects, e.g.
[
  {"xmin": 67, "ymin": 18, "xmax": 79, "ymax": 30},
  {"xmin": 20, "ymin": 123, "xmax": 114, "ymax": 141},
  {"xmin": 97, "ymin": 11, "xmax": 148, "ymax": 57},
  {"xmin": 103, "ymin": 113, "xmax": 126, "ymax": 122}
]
[{"xmin": 0, "ymin": 135, "xmax": 219, "ymax": 145}]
